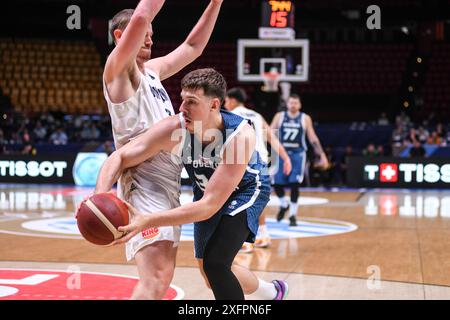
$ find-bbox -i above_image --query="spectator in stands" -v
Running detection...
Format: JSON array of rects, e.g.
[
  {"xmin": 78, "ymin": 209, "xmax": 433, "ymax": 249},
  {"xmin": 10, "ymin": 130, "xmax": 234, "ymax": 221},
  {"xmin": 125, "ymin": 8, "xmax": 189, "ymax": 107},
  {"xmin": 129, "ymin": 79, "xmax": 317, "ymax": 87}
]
[
  {"xmin": 395, "ymin": 111, "xmax": 411, "ymax": 128},
  {"xmin": 427, "ymin": 131, "xmax": 442, "ymax": 145},
  {"xmin": 377, "ymin": 112, "xmax": 390, "ymax": 126},
  {"xmin": 10, "ymin": 132, "xmax": 22, "ymax": 145},
  {"xmin": 33, "ymin": 121, "xmax": 47, "ymax": 142},
  {"xmin": 21, "ymin": 130, "xmax": 35, "ymax": 155},
  {"xmin": 410, "ymin": 126, "xmax": 429, "ymax": 145},
  {"xmin": 340, "ymin": 145, "xmax": 354, "ymax": 185},
  {"xmin": 377, "ymin": 145, "xmax": 385, "ymax": 156},
  {"xmin": 436, "ymin": 122, "xmax": 446, "ymax": 143},
  {"xmin": 409, "ymin": 140, "xmax": 426, "ymax": 158},
  {"xmin": 0, "ymin": 128, "xmax": 5, "ymax": 145},
  {"xmin": 392, "ymin": 126, "xmax": 406, "ymax": 147},
  {"xmin": 49, "ymin": 127, "xmax": 68, "ymax": 145},
  {"xmin": 73, "ymin": 114, "xmax": 85, "ymax": 130},
  {"xmin": 39, "ymin": 112, "xmax": 55, "ymax": 127},
  {"xmin": 80, "ymin": 122, "xmax": 93, "ymax": 140},
  {"xmin": 89, "ymin": 123, "xmax": 101, "ymax": 140},
  {"xmin": 323, "ymin": 145, "xmax": 339, "ymax": 186},
  {"xmin": 80, "ymin": 122, "xmax": 101, "ymax": 140},
  {"xmin": 363, "ymin": 143, "xmax": 379, "ymax": 157},
  {"xmin": 0, "ymin": 128, "xmax": 6, "ymax": 155},
  {"xmin": 418, "ymin": 126, "xmax": 430, "ymax": 144}
]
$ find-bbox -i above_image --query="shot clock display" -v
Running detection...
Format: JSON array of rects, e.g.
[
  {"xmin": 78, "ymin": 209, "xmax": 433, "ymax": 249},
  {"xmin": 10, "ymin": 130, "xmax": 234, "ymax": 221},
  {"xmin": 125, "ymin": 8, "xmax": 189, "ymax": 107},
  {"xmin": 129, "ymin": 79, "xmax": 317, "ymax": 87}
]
[{"xmin": 261, "ymin": 0, "xmax": 295, "ymax": 29}]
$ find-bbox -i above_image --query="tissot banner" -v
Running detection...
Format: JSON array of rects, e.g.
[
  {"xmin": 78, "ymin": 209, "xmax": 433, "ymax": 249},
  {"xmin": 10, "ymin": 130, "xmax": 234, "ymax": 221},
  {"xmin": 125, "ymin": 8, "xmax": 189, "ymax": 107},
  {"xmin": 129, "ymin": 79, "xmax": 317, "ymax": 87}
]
[
  {"xmin": 347, "ymin": 156, "xmax": 450, "ymax": 188},
  {"xmin": 0, "ymin": 153, "xmax": 107, "ymax": 186}
]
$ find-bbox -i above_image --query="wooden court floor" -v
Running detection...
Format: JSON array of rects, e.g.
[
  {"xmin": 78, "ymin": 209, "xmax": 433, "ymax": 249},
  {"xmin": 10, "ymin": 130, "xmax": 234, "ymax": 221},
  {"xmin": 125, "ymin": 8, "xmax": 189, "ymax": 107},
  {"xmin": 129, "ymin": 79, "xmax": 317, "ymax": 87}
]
[{"xmin": 1, "ymin": 184, "xmax": 450, "ymax": 299}]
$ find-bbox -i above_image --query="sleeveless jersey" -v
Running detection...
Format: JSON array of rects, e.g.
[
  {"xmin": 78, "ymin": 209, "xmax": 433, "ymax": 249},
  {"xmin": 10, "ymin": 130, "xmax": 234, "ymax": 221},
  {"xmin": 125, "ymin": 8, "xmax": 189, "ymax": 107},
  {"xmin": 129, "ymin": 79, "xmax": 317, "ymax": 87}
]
[
  {"xmin": 180, "ymin": 110, "xmax": 268, "ymax": 212},
  {"xmin": 103, "ymin": 68, "xmax": 182, "ymax": 210},
  {"xmin": 278, "ymin": 111, "xmax": 308, "ymax": 152}
]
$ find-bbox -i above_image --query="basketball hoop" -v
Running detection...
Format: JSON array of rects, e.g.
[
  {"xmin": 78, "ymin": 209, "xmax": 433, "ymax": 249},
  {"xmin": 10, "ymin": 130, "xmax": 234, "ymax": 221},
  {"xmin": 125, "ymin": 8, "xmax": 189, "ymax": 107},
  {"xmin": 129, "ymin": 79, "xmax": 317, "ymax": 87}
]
[{"xmin": 262, "ymin": 71, "xmax": 281, "ymax": 92}]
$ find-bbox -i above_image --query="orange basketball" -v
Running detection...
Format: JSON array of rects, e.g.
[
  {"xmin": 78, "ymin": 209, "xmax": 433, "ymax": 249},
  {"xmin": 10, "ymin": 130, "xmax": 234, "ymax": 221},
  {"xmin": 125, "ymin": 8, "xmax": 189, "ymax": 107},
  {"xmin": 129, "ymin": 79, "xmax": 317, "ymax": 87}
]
[{"xmin": 76, "ymin": 193, "xmax": 129, "ymax": 246}]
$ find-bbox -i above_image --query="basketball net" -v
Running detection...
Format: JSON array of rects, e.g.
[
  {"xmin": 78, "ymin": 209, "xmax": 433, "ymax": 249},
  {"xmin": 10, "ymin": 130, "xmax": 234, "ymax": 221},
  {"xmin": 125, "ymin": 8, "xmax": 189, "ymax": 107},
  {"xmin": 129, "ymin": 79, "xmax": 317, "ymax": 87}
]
[{"xmin": 262, "ymin": 71, "xmax": 280, "ymax": 92}]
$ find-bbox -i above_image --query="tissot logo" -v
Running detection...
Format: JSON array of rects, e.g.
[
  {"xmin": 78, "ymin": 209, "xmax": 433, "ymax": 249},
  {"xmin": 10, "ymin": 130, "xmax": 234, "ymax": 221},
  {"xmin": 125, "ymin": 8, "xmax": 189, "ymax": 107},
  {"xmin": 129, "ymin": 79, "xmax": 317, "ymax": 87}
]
[
  {"xmin": 364, "ymin": 163, "xmax": 450, "ymax": 184},
  {"xmin": 0, "ymin": 161, "xmax": 67, "ymax": 178},
  {"xmin": 380, "ymin": 163, "xmax": 398, "ymax": 182}
]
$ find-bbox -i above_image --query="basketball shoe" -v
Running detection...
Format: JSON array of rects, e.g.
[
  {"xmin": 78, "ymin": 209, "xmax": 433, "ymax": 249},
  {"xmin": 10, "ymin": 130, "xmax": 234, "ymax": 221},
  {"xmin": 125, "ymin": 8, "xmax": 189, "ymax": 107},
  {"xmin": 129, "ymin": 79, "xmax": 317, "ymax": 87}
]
[
  {"xmin": 276, "ymin": 205, "xmax": 289, "ymax": 222},
  {"xmin": 239, "ymin": 242, "xmax": 254, "ymax": 253},
  {"xmin": 272, "ymin": 280, "xmax": 289, "ymax": 300}
]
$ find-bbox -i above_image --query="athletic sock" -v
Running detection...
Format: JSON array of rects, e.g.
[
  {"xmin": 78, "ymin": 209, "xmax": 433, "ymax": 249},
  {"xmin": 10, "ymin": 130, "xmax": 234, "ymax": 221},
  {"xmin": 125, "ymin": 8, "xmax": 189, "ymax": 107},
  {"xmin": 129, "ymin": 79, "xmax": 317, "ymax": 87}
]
[
  {"xmin": 247, "ymin": 278, "xmax": 277, "ymax": 300},
  {"xmin": 289, "ymin": 202, "xmax": 298, "ymax": 217},
  {"xmin": 258, "ymin": 224, "xmax": 269, "ymax": 238},
  {"xmin": 279, "ymin": 197, "xmax": 289, "ymax": 208}
]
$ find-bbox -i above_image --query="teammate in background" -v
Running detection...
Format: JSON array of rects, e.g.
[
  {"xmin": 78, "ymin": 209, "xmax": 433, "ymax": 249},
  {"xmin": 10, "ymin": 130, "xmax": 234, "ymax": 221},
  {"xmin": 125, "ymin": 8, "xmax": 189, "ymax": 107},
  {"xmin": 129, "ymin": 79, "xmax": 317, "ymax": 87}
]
[
  {"xmin": 271, "ymin": 94, "xmax": 328, "ymax": 226},
  {"xmin": 103, "ymin": 0, "xmax": 224, "ymax": 299},
  {"xmin": 97, "ymin": 68, "xmax": 289, "ymax": 300},
  {"xmin": 224, "ymin": 87, "xmax": 291, "ymax": 253}
]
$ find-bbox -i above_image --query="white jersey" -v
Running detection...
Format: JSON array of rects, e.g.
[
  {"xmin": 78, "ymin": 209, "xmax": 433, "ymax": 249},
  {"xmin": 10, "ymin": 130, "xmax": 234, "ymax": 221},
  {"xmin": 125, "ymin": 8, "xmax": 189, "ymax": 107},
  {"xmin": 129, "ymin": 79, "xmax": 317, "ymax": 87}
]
[
  {"xmin": 103, "ymin": 68, "xmax": 183, "ymax": 260},
  {"xmin": 103, "ymin": 69, "xmax": 182, "ymax": 261},
  {"xmin": 231, "ymin": 105, "xmax": 269, "ymax": 163}
]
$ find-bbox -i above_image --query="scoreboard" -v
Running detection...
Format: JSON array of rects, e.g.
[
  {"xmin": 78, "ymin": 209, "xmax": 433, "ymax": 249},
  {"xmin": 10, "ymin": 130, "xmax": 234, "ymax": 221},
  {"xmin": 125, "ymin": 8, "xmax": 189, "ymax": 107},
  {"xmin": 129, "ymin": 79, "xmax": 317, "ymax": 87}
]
[
  {"xmin": 259, "ymin": 1, "xmax": 295, "ymax": 39},
  {"xmin": 261, "ymin": 0, "xmax": 295, "ymax": 29}
]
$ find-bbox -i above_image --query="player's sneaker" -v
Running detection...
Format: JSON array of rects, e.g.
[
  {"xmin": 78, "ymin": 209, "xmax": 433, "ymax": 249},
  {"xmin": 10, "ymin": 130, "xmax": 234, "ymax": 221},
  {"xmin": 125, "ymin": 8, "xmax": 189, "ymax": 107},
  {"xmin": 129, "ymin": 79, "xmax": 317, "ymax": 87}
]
[
  {"xmin": 272, "ymin": 280, "xmax": 289, "ymax": 300},
  {"xmin": 255, "ymin": 236, "xmax": 272, "ymax": 248},
  {"xmin": 276, "ymin": 205, "xmax": 289, "ymax": 222},
  {"xmin": 289, "ymin": 216, "xmax": 298, "ymax": 227},
  {"xmin": 239, "ymin": 242, "xmax": 254, "ymax": 254}
]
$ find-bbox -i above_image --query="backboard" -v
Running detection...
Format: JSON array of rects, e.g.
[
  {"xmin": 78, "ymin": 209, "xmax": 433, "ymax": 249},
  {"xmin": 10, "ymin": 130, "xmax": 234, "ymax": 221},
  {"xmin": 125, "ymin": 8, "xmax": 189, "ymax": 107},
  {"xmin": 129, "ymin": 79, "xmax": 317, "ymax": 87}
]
[{"xmin": 237, "ymin": 39, "xmax": 309, "ymax": 82}]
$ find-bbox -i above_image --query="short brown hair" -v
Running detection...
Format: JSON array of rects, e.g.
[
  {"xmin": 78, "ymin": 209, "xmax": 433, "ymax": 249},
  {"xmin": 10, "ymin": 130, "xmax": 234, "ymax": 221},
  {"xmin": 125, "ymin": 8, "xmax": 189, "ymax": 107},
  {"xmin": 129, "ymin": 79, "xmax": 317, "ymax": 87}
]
[
  {"xmin": 226, "ymin": 87, "xmax": 247, "ymax": 104},
  {"xmin": 109, "ymin": 9, "xmax": 134, "ymax": 43},
  {"xmin": 289, "ymin": 93, "xmax": 301, "ymax": 102},
  {"xmin": 181, "ymin": 68, "xmax": 227, "ymax": 104}
]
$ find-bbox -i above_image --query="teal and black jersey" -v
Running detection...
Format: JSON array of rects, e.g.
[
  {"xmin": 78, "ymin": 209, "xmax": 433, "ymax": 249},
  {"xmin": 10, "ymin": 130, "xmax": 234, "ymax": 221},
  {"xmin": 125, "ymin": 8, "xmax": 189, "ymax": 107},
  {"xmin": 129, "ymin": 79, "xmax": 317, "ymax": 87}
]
[{"xmin": 278, "ymin": 111, "xmax": 308, "ymax": 152}]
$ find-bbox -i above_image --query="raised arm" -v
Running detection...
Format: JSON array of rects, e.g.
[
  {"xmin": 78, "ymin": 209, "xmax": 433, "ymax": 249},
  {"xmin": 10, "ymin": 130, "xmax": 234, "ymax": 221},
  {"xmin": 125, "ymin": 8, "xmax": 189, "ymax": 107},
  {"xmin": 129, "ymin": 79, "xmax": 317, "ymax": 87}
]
[
  {"xmin": 146, "ymin": 0, "xmax": 223, "ymax": 80},
  {"xmin": 114, "ymin": 124, "xmax": 256, "ymax": 244},
  {"xmin": 94, "ymin": 115, "xmax": 182, "ymax": 194},
  {"xmin": 104, "ymin": 0, "xmax": 165, "ymax": 83}
]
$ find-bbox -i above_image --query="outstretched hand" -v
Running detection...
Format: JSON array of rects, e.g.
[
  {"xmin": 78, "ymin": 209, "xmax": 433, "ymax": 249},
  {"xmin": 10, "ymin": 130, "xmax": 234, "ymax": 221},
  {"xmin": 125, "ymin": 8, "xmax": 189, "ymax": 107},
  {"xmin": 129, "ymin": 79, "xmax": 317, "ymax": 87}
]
[{"xmin": 110, "ymin": 202, "xmax": 149, "ymax": 245}]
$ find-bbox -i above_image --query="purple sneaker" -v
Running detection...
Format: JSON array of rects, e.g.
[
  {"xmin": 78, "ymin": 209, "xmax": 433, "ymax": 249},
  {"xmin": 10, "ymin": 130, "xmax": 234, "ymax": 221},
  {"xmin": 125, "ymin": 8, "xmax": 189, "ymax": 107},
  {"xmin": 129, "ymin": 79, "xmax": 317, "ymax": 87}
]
[{"xmin": 272, "ymin": 280, "xmax": 289, "ymax": 300}]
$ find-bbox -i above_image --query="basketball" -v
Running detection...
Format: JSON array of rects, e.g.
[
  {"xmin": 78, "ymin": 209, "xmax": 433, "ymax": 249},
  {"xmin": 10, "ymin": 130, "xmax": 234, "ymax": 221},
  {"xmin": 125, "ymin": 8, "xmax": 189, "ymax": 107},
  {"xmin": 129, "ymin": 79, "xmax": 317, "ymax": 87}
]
[{"xmin": 76, "ymin": 193, "xmax": 130, "ymax": 246}]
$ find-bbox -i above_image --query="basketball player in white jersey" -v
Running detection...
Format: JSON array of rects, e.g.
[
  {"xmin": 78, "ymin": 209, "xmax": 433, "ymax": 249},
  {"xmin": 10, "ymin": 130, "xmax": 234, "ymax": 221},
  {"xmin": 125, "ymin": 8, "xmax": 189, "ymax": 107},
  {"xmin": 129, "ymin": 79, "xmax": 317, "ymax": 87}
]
[
  {"xmin": 224, "ymin": 87, "xmax": 291, "ymax": 253},
  {"xmin": 103, "ymin": 0, "xmax": 224, "ymax": 299}
]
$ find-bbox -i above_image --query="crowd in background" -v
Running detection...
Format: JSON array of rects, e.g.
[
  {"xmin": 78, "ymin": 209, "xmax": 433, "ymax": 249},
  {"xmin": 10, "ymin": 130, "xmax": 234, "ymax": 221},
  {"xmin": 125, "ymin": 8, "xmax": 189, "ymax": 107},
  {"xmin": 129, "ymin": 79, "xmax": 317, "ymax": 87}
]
[
  {"xmin": 1, "ymin": 109, "xmax": 449, "ymax": 187},
  {"xmin": 0, "ymin": 111, "xmax": 113, "ymax": 155},
  {"xmin": 304, "ymin": 111, "xmax": 450, "ymax": 187}
]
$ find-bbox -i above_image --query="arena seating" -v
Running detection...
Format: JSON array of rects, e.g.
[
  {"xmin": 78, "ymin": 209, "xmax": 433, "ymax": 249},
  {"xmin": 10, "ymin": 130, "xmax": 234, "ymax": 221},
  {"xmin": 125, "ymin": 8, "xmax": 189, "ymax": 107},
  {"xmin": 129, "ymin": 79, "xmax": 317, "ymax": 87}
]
[
  {"xmin": 296, "ymin": 43, "xmax": 412, "ymax": 94},
  {"xmin": 422, "ymin": 43, "xmax": 450, "ymax": 118},
  {"xmin": 0, "ymin": 38, "xmax": 106, "ymax": 114},
  {"xmin": 151, "ymin": 42, "xmax": 255, "ymax": 111},
  {"xmin": 0, "ymin": 37, "xmax": 442, "ymax": 122}
]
